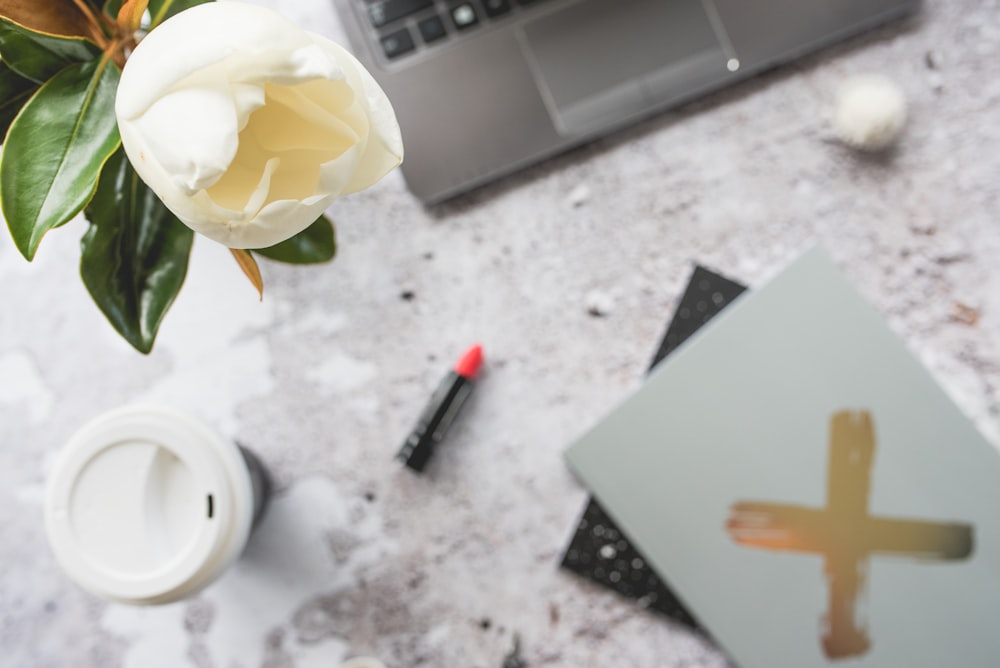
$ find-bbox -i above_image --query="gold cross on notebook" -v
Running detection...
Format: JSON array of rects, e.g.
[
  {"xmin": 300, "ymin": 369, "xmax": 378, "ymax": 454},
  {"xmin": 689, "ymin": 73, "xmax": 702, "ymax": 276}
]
[{"xmin": 726, "ymin": 410, "xmax": 974, "ymax": 659}]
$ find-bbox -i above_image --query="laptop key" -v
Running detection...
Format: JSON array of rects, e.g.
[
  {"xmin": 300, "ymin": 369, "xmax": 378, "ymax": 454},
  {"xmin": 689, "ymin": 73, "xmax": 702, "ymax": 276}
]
[
  {"xmin": 418, "ymin": 15, "xmax": 448, "ymax": 43},
  {"xmin": 482, "ymin": 0, "xmax": 512, "ymax": 17},
  {"xmin": 380, "ymin": 28, "xmax": 416, "ymax": 59},
  {"xmin": 368, "ymin": 0, "xmax": 434, "ymax": 29},
  {"xmin": 450, "ymin": 3, "xmax": 479, "ymax": 30}
]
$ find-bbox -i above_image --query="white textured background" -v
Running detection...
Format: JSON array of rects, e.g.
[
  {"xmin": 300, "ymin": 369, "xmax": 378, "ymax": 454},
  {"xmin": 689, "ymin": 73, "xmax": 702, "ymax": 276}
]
[{"xmin": 2, "ymin": 0, "xmax": 1000, "ymax": 666}]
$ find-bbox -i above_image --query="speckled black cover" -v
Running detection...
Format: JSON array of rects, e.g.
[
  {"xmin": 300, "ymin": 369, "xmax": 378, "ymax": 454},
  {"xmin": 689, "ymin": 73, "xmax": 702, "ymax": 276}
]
[{"xmin": 560, "ymin": 265, "xmax": 747, "ymax": 628}]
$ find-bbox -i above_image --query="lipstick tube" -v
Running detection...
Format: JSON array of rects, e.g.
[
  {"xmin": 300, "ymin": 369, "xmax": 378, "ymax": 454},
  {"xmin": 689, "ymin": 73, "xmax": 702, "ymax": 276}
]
[{"xmin": 396, "ymin": 344, "xmax": 483, "ymax": 472}]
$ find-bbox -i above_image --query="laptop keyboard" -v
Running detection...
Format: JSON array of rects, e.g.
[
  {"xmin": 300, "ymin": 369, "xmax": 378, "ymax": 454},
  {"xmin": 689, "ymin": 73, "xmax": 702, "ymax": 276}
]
[{"xmin": 359, "ymin": 0, "xmax": 551, "ymax": 61}]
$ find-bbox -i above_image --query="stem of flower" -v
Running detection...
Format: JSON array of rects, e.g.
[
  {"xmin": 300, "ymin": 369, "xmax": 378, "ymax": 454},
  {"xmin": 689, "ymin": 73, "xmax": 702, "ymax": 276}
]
[
  {"xmin": 105, "ymin": 36, "xmax": 136, "ymax": 70},
  {"xmin": 69, "ymin": 0, "xmax": 110, "ymax": 48}
]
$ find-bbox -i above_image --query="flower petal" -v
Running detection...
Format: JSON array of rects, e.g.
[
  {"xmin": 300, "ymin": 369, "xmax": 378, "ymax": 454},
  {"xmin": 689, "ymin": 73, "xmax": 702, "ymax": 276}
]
[
  {"xmin": 132, "ymin": 85, "xmax": 241, "ymax": 193},
  {"xmin": 309, "ymin": 36, "xmax": 403, "ymax": 194},
  {"xmin": 231, "ymin": 82, "xmax": 266, "ymax": 132},
  {"xmin": 250, "ymin": 82, "xmax": 359, "ymax": 155},
  {"xmin": 243, "ymin": 156, "xmax": 280, "ymax": 217},
  {"xmin": 115, "ymin": 2, "xmax": 404, "ymax": 250},
  {"xmin": 116, "ymin": 3, "xmax": 327, "ymax": 120},
  {"xmin": 226, "ymin": 193, "xmax": 329, "ymax": 249}
]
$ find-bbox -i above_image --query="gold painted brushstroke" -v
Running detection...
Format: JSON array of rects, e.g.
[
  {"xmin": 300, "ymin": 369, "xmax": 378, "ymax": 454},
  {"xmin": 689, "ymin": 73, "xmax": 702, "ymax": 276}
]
[{"xmin": 726, "ymin": 410, "xmax": 973, "ymax": 659}]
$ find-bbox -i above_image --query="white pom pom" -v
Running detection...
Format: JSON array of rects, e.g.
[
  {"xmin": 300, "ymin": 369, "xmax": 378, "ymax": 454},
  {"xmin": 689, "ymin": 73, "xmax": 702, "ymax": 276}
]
[{"xmin": 833, "ymin": 74, "xmax": 907, "ymax": 151}]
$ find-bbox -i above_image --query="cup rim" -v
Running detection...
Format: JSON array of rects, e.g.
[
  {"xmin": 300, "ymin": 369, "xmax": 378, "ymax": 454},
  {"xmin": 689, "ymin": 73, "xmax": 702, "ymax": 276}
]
[{"xmin": 44, "ymin": 404, "xmax": 255, "ymax": 604}]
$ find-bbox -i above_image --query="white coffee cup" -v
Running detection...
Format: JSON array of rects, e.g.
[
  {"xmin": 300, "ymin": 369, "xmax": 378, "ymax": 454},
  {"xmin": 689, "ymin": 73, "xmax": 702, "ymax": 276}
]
[
  {"xmin": 44, "ymin": 404, "xmax": 270, "ymax": 605},
  {"xmin": 339, "ymin": 659, "xmax": 387, "ymax": 668}
]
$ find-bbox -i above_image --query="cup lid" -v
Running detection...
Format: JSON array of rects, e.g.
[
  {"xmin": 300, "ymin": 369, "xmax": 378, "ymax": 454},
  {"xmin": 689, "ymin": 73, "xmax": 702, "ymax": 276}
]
[
  {"xmin": 340, "ymin": 659, "xmax": 387, "ymax": 668},
  {"xmin": 44, "ymin": 405, "xmax": 254, "ymax": 604}
]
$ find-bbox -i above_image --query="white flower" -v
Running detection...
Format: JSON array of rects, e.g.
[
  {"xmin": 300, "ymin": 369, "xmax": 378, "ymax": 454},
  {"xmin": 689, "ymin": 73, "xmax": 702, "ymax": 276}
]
[{"xmin": 115, "ymin": 2, "xmax": 403, "ymax": 249}]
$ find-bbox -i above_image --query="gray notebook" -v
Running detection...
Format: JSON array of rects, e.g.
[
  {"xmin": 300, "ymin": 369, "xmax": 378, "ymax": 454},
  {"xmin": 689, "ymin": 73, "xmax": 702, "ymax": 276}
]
[{"xmin": 565, "ymin": 248, "xmax": 1000, "ymax": 667}]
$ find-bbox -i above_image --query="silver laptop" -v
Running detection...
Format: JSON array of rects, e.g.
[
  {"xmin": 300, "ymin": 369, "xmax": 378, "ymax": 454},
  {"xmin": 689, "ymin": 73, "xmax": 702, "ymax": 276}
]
[{"xmin": 332, "ymin": 0, "xmax": 921, "ymax": 203}]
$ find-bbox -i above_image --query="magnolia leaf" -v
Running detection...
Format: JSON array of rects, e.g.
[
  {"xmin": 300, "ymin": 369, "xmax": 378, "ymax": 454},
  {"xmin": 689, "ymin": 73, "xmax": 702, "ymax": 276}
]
[
  {"xmin": 0, "ymin": 60, "xmax": 37, "ymax": 139},
  {"xmin": 1, "ymin": 56, "xmax": 121, "ymax": 260},
  {"xmin": 103, "ymin": 0, "xmax": 211, "ymax": 30},
  {"xmin": 102, "ymin": 0, "xmax": 124, "ymax": 19},
  {"xmin": 231, "ymin": 249, "xmax": 264, "ymax": 300},
  {"xmin": 0, "ymin": 0, "xmax": 102, "ymax": 40},
  {"xmin": 148, "ymin": 0, "xmax": 214, "ymax": 28},
  {"xmin": 253, "ymin": 215, "xmax": 337, "ymax": 265},
  {"xmin": 81, "ymin": 148, "xmax": 193, "ymax": 354},
  {"xmin": 0, "ymin": 17, "xmax": 101, "ymax": 83},
  {"xmin": 116, "ymin": 0, "xmax": 150, "ymax": 33}
]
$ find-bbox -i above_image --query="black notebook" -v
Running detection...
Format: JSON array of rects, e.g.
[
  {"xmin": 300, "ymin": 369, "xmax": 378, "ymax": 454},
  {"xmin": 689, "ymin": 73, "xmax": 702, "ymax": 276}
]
[
  {"xmin": 564, "ymin": 248, "xmax": 1000, "ymax": 667},
  {"xmin": 560, "ymin": 265, "xmax": 747, "ymax": 628}
]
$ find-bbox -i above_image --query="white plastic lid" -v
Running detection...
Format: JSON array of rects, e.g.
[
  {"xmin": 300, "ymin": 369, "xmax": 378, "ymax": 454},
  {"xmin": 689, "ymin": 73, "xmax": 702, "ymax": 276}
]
[
  {"xmin": 339, "ymin": 658, "xmax": 387, "ymax": 668},
  {"xmin": 44, "ymin": 405, "xmax": 255, "ymax": 605}
]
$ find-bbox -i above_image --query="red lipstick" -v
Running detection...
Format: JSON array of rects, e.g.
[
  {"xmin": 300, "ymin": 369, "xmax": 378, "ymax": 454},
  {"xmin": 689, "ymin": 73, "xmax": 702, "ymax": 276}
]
[
  {"xmin": 396, "ymin": 344, "xmax": 484, "ymax": 472},
  {"xmin": 453, "ymin": 344, "xmax": 483, "ymax": 379}
]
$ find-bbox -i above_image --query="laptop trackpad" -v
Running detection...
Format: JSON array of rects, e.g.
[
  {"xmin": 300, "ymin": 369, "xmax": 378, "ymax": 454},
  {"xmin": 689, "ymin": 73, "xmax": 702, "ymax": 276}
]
[{"xmin": 522, "ymin": 0, "xmax": 727, "ymax": 135}]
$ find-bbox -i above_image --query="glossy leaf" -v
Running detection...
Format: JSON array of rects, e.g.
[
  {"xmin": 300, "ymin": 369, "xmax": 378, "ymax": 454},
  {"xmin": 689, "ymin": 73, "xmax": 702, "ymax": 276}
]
[
  {"xmin": 231, "ymin": 249, "xmax": 264, "ymax": 300},
  {"xmin": 81, "ymin": 148, "xmax": 194, "ymax": 354},
  {"xmin": 116, "ymin": 0, "xmax": 150, "ymax": 33},
  {"xmin": 0, "ymin": 16, "xmax": 101, "ymax": 83},
  {"xmin": 150, "ymin": 0, "xmax": 214, "ymax": 28},
  {"xmin": 0, "ymin": 60, "xmax": 37, "ymax": 139},
  {"xmin": 0, "ymin": 0, "xmax": 103, "ymax": 40},
  {"xmin": 253, "ymin": 215, "xmax": 337, "ymax": 265},
  {"xmin": 102, "ymin": 0, "xmax": 124, "ymax": 19},
  {"xmin": 109, "ymin": 0, "xmax": 214, "ymax": 28},
  {"xmin": 1, "ymin": 56, "xmax": 121, "ymax": 260}
]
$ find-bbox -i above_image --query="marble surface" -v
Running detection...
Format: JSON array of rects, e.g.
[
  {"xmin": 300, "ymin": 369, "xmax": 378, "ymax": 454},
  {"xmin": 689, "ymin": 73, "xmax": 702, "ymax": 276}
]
[{"xmin": 3, "ymin": 0, "xmax": 1000, "ymax": 666}]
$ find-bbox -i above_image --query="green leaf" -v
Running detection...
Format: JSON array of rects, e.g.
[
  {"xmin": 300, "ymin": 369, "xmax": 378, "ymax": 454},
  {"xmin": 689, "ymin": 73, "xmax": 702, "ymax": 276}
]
[
  {"xmin": 81, "ymin": 148, "xmax": 194, "ymax": 354},
  {"xmin": 253, "ymin": 215, "xmax": 337, "ymax": 265},
  {"xmin": 148, "ymin": 0, "xmax": 214, "ymax": 28},
  {"xmin": 0, "ymin": 17, "xmax": 101, "ymax": 83},
  {"xmin": 0, "ymin": 60, "xmax": 37, "ymax": 139},
  {"xmin": 102, "ymin": 0, "xmax": 125, "ymax": 19},
  {"xmin": 103, "ymin": 0, "xmax": 211, "ymax": 30},
  {"xmin": 1, "ymin": 56, "xmax": 121, "ymax": 260}
]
